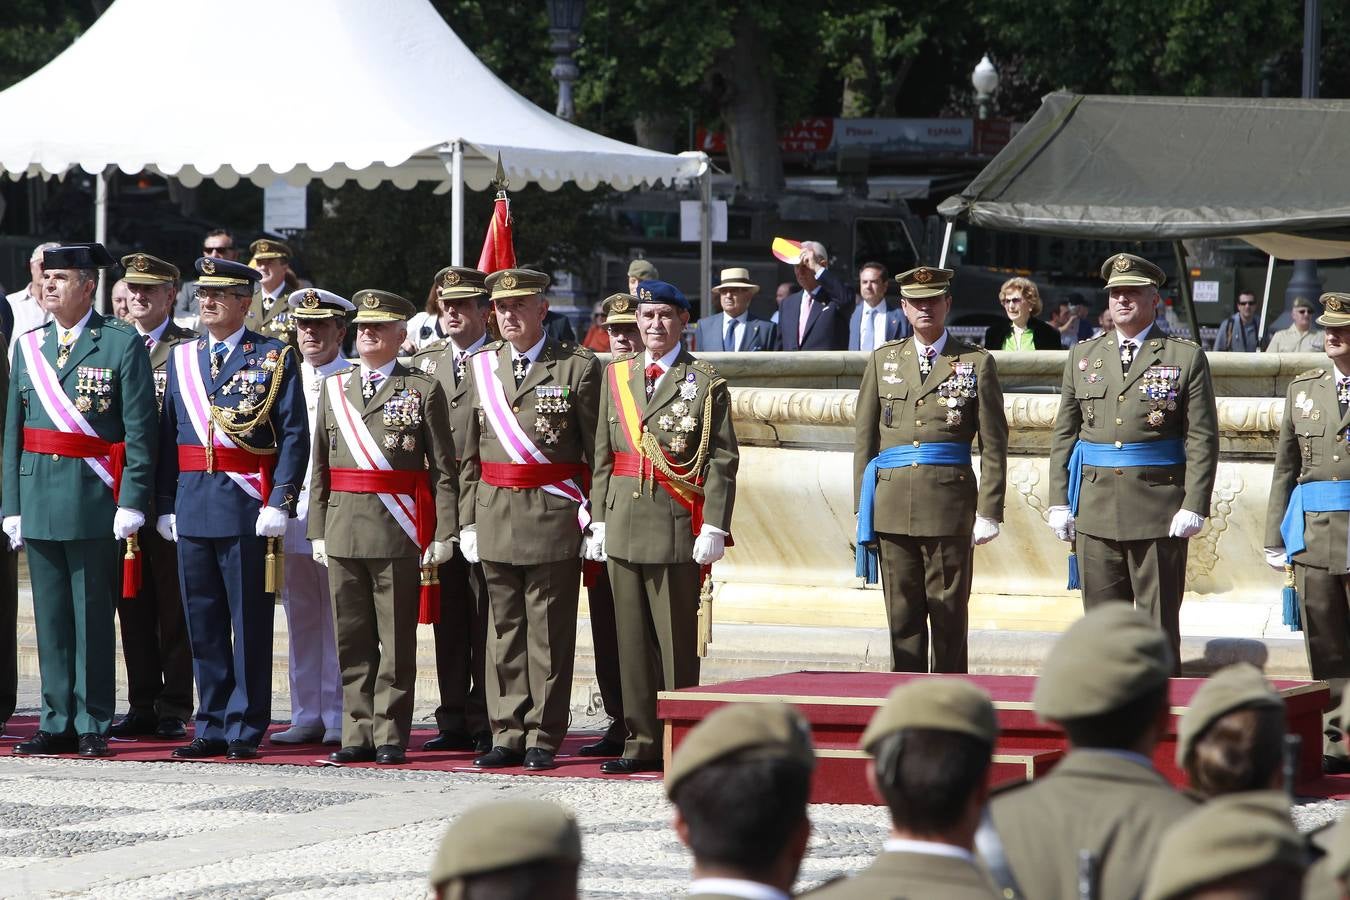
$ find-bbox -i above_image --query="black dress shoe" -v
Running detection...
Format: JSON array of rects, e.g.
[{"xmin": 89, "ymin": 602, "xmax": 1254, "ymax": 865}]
[
  {"xmin": 422, "ymin": 731, "xmax": 474, "ymax": 752},
  {"xmin": 473, "ymin": 731, "xmax": 493, "ymax": 754},
  {"xmin": 524, "ymin": 747, "xmax": 557, "ymax": 770},
  {"xmin": 600, "ymin": 757, "xmax": 663, "ymax": 775},
  {"xmin": 15, "ymin": 731, "xmax": 77, "ymax": 755},
  {"xmin": 576, "ymin": 737, "xmax": 624, "ymax": 758},
  {"xmin": 155, "ymin": 717, "xmax": 187, "ymax": 739},
  {"xmin": 474, "ymin": 746, "xmax": 525, "ymax": 768},
  {"xmin": 109, "ymin": 713, "xmax": 158, "ymax": 738},
  {"xmin": 1325, "ymin": 755, "xmax": 1350, "ymax": 775},
  {"xmin": 78, "ymin": 734, "xmax": 109, "ymax": 757},
  {"xmin": 173, "ymin": 737, "xmax": 228, "ymax": 759},
  {"xmin": 226, "ymin": 741, "xmax": 259, "ymax": 760},
  {"xmin": 329, "ymin": 745, "xmax": 376, "ymax": 763},
  {"xmin": 376, "ymin": 745, "xmax": 407, "ymax": 765}
]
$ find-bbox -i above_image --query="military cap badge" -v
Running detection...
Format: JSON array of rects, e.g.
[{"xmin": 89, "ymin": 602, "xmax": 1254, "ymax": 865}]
[
  {"xmin": 202, "ymin": 259, "xmax": 216, "ymax": 275},
  {"xmin": 612, "ymin": 297, "xmax": 630, "ymax": 313},
  {"xmin": 302, "ymin": 289, "xmax": 320, "ymax": 308},
  {"xmin": 914, "ymin": 268, "xmax": 932, "ymax": 284},
  {"xmin": 500, "ymin": 274, "xmax": 518, "ymax": 290},
  {"xmin": 1113, "ymin": 254, "xmax": 1131, "ymax": 273},
  {"xmin": 1328, "ymin": 296, "xmax": 1345, "ymax": 313},
  {"xmin": 258, "ymin": 240, "xmax": 271, "ymax": 254},
  {"xmin": 132, "ymin": 254, "xmax": 149, "ymax": 272},
  {"xmin": 443, "ymin": 271, "xmax": 461, "ymax": 287},
  {"xmin": 639, "ymin": 287, "xmax": 653, "ymax": 301},
  {"xmin": 362, "ymin": 293, "xmax": 380, "ymax": 309}
]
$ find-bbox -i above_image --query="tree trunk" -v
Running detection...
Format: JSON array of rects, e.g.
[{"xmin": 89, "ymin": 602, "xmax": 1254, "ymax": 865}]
[
  {"xmin": 633, "ymin": 112, "xmax": 679, "ymax": 153},
  {"xmin": 712, "ymin": 11, "xmax": 784, "ymax": 198}
]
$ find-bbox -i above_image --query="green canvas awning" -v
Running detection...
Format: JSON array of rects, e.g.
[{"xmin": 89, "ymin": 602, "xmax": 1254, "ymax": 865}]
[{"xmin": 938, "ymin": 92, "xmax": 1350, "ymax": 257}]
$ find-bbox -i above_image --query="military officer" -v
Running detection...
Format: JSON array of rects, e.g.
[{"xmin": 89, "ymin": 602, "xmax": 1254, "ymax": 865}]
[
  {"xmin": 1047, "ymin": 253, "xmax": 1219, "ymax": 667},
  {"xmin": 589, "ymin": 280, "xmax": 738, "ymax": 774},
  {"xmin": 981, "ymin": 605, "xmax": 1197, "ymax": 900},
  {"xmin": 666, "ymin": 702, "xmax": 815, "ymax": 899},
  {"xmin": 1304, "ymin": 809, "xmax": 1350, "ymax": 900},
  {"xmin": 245, "ymin": 237, "xmax": 295, "ymax": 344},
  {"xmin": 1175, "ymin": 662, "xmax": 1285, "ymax": 796},
  {"xmin": 2, "ymin": 242, "xmax": 157, "ymax": 757},
  {"xmin": 309, "ymin": 290, "xmax": 457, "ymax": 764},
  {"xmin": 411, "ymin": 266, "xmax": 493, "ymax": 753},
  {"xmin": 271, "ymin": 288, "xmax": 353, "ymax": 746},
  {"xmin": 810, "ymin": 679, "xmax": 1000, "ymax": 899},
  {"xmin": 0, "ymin": 332, "xmax": 13, "ymax": 739},
  {"xmin": 155, "ymin": 256, "xmax": 308, "ymax": 760},
  {"xmin": 602, "ymin": 292, "xmax": 641, "ymax": 354},
  {"xmin": 458, "ymin": 268, "xmax": 601, "ymax": 771},
  {"xmin": 111, "ymin": 252, "xmax": 197, "ymax": 740},
  {"xmin": 429, "ymin": 800, "xmax": 582, "ymax": 900},
  {"xmin": 1265, "ymin": 292, "xmax": 1350, "ymax": 771},
  {"xmin": 853, "ymin": 266, "xmax": 1007, "ymax": 674}
]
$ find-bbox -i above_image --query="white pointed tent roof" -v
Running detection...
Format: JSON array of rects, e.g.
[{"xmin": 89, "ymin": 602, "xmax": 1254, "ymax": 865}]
[{"xmin": 0, "ymin": 0, "xmax": 701, "ymax": 192}]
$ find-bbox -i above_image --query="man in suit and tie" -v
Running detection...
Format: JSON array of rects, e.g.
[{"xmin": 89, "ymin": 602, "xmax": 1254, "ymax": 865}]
[
  {"xmin": 155, "ymin": 256, "xmax": 308, "ymax": 760},
  {"xmin": 849, "ymin": 262, "xmax": 909, "ymax": 351},
  {"xmin": 778, "ymin": 241, "xmax": 855, "ymax": 351},
  {"xmin": 110, "ymin": 252, "xmax": 197, "ymax": 741},
  {"xmin": 695, "ymin": 268, "xmax": 779, "ymax": 352}
]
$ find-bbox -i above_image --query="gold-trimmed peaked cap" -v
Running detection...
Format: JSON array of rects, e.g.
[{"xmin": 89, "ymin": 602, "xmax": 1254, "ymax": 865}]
[
  {"xmin": 435, "ymin": 266, "xmax": 489, "ymax": 301},
  {"xmin": 602, "ymin": 292, "xmax": 638, "ymax": 326},
  {"xmin": 1317, "ymin": 292, "xmax": 1350, "ymax": 328},
  {"xmin": 861, "ymin": 677, "xmax": 998, "ymax": 754},
  {"xmin": 351, "ymin": 289, "xmax": 416, "ymax": 323},
  {"xmin": 1101, "ymin": 252, "xmax": 1166, "ymax": 289},
  {"xmin": 665, "ymin": 701, "xmax": 815, "ymax": 799},
  {"xmin": 194, "ymin": 257, "xmax": 260, "ymax": 289},
  {"xmin": 120, "ymin": 252, "xmax": 179, "ymax": 286},
  {"xmin": 428, "ymin": 799, "xmax": 581, "ymax": 888},
  {"xmin": 288, "ymin": 288, "xmax": 355, "ymax": 321},
  {"xmin": 896, "ymin": 266, "xmax": 954, "ymax": 300},
  {"xmin": 249, "ymin": 237, "xmax": 291, "ymax": 261},
  {"xmin": 486, "ymin": 268, "xmax": 550, "ymax": 299}
]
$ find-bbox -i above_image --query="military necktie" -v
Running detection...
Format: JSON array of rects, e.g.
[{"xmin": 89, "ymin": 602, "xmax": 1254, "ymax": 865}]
[
  {"xmin": 363, "ymin": 370, "xmax": 383, "ymax": 402},
  {"xmin": 210, "ymin": 341, "xmax": 227, "ymax": 378},
  {"xmin": 1120, "ymin": 339, "xmax": 1137, "ymax": 372},
  {"xmin": 143, "ymin": 334, "xmax": 155, "ymax": 352},
  {"xmin": 56, "ymin": 329, "xmax": 75, "ymax": 369},
  {"xmin": 513, "ymin": 355, "xmax": 529, "ymax": 386},
  {"xmin": 454, "ymin": 350, "xmax": 469, "ymax": 386},
  {"xmin": 724, "ymin": 317, "xmax": 739, "ymax": 352},
  {"xmin": 918, "ymin": 346, "xmax": 935, "ymax": 382},
  {"xmin": 1339, "ymin": 378, "xmax": 1350, "ymax": 419},
  {"xmin": 645, "ymin": 363, "xmax": 663, "ymax": 400}
]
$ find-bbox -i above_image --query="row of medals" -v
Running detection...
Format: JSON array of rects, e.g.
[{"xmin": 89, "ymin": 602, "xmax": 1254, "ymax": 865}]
[
  {"xmin": 382, "ymin": 390, "xmax": 424, "ymax": 451},
  {"xmin": 219, "ymin": 369, "xmax": 270, "ymax": 418},
  {"xmin": 535, "ymin": 386, "xmax": 571, "ymax": 445},
  {"xmin": 934, "ymin": 363, "xmax": 976, "ymax": 427},
  {"xmin": 75, "ymin": 366, "xmax": 114, "ymax": 414},
  {"xmin": 656, "ymin": 378, "xmax": 703, "ymax": 454},
  {"xmin": 1139, "ymin": 366, "xmax": 1180, "ymax": 427}
]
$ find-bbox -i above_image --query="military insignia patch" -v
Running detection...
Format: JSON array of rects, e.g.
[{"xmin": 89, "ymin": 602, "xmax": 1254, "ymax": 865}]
[
  {"xmin": 258, "ymin": 240, "xmax": 271, "ymax": 254},
  {"xmin": 302, "ymin": 289, "xmax": 320, "ymax": 308},
  {"xmin": 202, "ymin": 259, "xmax": 216, "ymax": 275},
  {"xmin": 500, "ymin": 274, "xmax": 518, "ymax": 290},
  {"xmin": 914, "ymin": 268, "xmax": 933, "ymax": 284},
  {"xmin": 443, "ymin": 270, "xmax": 461, "ymax": 287},
  {"xmin": 133, "ymin": 255, "xmax": 149, "ymax": 272},
  {"xmin": 1113, "ymin": 254, "xmax": 1131, "ymax": 273},
  {"xmin": 612, "ymin": 297, "xmax": 630, "ymax": 313},
  {"xmin": 362, "ymin": 294, "xmax": 380, "ymax": 309}
]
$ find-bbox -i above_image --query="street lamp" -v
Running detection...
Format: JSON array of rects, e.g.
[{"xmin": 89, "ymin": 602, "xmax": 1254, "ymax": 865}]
[
  {"xmin": 972, "ymin": 54, "xmax": 999, "ymax": 120},
  {"xmin": 547, "ymin": 0, "xmax": 586, "ymax": 121}
]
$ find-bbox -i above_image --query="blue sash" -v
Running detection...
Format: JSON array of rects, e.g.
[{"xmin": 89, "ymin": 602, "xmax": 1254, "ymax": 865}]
[
  {"xmin": 855, "ymin": 442, "xmax": 973, "ymax": 584},
  {"xmin": 1279, "ymin": 480, "xmax": 1350, "ymax": 562},
  {"xmin": 1067, "ymin": 438, "xmax": 1186, "ymax": 515}
]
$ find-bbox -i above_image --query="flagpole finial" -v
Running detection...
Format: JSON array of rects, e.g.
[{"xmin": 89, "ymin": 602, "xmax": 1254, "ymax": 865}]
[{"xmin": 492, "ymin": 153, "xmax": 509, "ymax": 196}]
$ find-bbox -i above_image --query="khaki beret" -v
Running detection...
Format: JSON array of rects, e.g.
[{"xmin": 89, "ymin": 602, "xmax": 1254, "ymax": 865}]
[
  {"xmin": 249, "ymin": 238, "xmax": 291, "ymax": 260},
  {"xmin": 896, "ymin": 266, "xmax": 954, "ymax": 300},
  {"xmin": 860, "ymin": 678, "xmax": 998, "ymax": 754},
  {"xmin": 627, "ymin": 258, "xmax": 659, "ymax": 281},
  {"xmin": 1319, "ymin": 811, "xmax": 1350, "ymax": 885},
  {"xmin": 666, "ymin": 702, "xmax": 815, "ymax": 799},
  {"xmin": 120, "ymin": 252, "xmax": 179, "ymax": 285},
  {"xmin": 435, "ymin": 266, "xmax": 489, "ymax": 301},
  {"xmin": 1317, "ymin": 292, "xmax": 1350, "ymax": 329},
  {"xmin": 429, "ymin": 800, "xmax": 581, "ymax": 887},
  {"xmin": 1101, "ymin": 252, "xmax": 1166, "ymax": 289},
  {"xmin": 351, "ymin": 289, "xmax": 416, "ymax": 323},
  {"xmin": 1293, "ymin": 294, "xmax": 1315, "ymax": 311},
  {"xmin": 486, "ymin": 268, "xmax": 550, "ymax": 299},
  {"xmin": 1175, "ymin": 663, "xmax": 1283, "ymax": 768},
  {"xmin": 602, "ymin": 292, "xmax": 638, "ymax": 326},
  {"xmin": 1033, "ymin": 605, "xmax": 1172, "ymax": 721},
  {"xmin": 1141, "ymin": 791, "xmax": 1304, "ymax": 900}
]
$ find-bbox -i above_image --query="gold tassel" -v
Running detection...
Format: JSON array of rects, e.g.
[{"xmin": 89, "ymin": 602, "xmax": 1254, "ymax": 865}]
[
  {"xmin": 264, "ymin": 536, "xmax": 284, "ymax": 594},
  {"xmin": 697, "ymin": 576, "xmax": 714, "ymax": 658},
  {"xmin": 420, "ymin": 563, "xmax": 439, "ymax": 588}
]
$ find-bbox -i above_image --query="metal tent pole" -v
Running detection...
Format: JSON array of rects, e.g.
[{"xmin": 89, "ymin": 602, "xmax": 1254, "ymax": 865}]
[
  {"xmin": 450, "ymin": 140, "xmax": 464, "ymax": 266},
  {"xmin": 94, "ymin": 167, "xmax": 109, "ymax": 310},
  {"xmin": 1258, "ymin": 254, "xmax": 1277, "ymax": 343},
  {"xmin": 938, "ymin": 220, "xmax": 954, "ymax": 267}
]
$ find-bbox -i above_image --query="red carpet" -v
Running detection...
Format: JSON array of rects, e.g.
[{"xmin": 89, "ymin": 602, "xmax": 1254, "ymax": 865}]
[{"xmin": 0, "ymin": 716, "xmax": 660, "ymax": 781}]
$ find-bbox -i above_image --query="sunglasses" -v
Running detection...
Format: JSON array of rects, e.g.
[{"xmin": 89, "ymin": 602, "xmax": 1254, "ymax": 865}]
[
  {"xmin": 202, "ymin": 246, "xmax": 234, "ymax": 255},
  {"xmin": 1237, "ymin": 300, "xmax": 1257, "ymax": 307}
]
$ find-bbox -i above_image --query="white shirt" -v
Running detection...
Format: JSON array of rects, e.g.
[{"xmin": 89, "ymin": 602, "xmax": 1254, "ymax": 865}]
[
  {"xmin": 511, "ymin": 334, "xmax": 547, "ymax": 370},
  {"xmin": 7, "ymin": 286, "xmax": 51, "ymax": 362},
  {"xmin": 722, "ymin": 313, "xmax": 748, "ymax": 351},
  {"xmin": 688, "ymin": 878, "xmax": 788, "ymax": 900},
  {"xmin": 1115, "ymin": 322, "xmax": 1155, "ymax": 355},
  {"xmin": 912, "ymin": 329, "xmax": 949, "ymax": 360},
  {"xmin": 206, "ymin": 326, "xmax": 247, "ymax": 363},
  {"xmin": 52, "ymin": 307, "xmax": 95, "ymax": 348},
  {"xmin": 643, "ymin": 343, "xmax": 683, "ymax": 391},
  {"xmin": 450, "ymin": 333, "xmax": 487, "ymax": 358},
  {"xmin": 288, "ymin": 354, "xmax": 353, "ymax": 552},
  {"xmin": 882, "ymin": 838, "xmax": 977, "ymax": 863}
]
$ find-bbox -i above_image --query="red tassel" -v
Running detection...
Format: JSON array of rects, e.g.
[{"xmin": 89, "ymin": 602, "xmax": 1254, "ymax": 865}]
[
  {"xmin": 418, "ymin": 582, "xmax": 440, "ymax": 625},
  {"xmin": 582, "ymin": 560, "xmax": 601, "ymax": 588},
  {"xmin": 122, "ymin": 548, "xmax": 141, "ymax": 599}
]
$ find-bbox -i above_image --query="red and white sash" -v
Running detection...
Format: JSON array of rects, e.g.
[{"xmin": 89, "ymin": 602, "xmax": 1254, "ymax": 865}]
[
  {"xmin": 173, "ymin": 341, "xmax": 263, "ymax": 501},
  {"xmin": 471, "ymin": 350, "xmax": 590, "ymax": 529},
  {"xmin": 19, "ymin": 329, "xmax": 114, "ymax": 489},
  {"xmin": 325, "ymin": 373, "xmax": 418, "ymax": 543}
]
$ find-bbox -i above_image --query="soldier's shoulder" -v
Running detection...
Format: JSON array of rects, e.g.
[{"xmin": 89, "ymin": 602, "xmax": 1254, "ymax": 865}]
[
  {"xmin": 878, "ymin": 336, "xmax": 910, "ymax": 353},
  {"xmin": 689, "ymin": 357, "xmax": 721, "ymax": 380},
  {"xmin": 1292, "ymin": 367, "xmax": 1328, "ymax": 383},
  {"xmin": 556, "ymin": 340, "xmax": 595, "ymax": 360},
  {"xmin": 1161, "ymin": 332, "xmax": 1200, "ymax": 349},
  {"xmin": 401, "ymin": 367, "xmax": 438, "ymax": 387},
  {"xmin": 98, "ymin": 316, "xmax": 135, "ymax": 337},
  {"xmin": 411, "ymin": 338, "xmax": 448, "ymax": 359},
  {"xmin": 608, "ymin": 351, "xmax": 640, "ymax": 365},
  {"xmin": 470, "ymin": 340, "xmax": 505, "ymax": 358},
  {"xmin": 245, "ymin": 330, "xmax": 287, "ymax": 352},
  {"xmin": 948, "ymin": 334, "xmax": 987, "ymax": 355}
]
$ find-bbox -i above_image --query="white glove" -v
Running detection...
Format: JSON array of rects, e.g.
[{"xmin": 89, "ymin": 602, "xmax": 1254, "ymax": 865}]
[
  {"xmin": 972, "ymin": 515, "xmax": 1000, "ymax": 547},
  {"xmin": 1168, "ymin": 509, "xmax": 1204, "ymax": 539},
  {"xmin": 583, "ymin": 523, "xmax": 607, "ymax": 562},
  {"xmin": 459, "ymin": 526, "xmax": 479, "ymax": 564},
  {"xmin": 421, "ymin": 540, "xmax": 453, "ymax": 566},
  {"xmin": 156, "ymin": 514, "xmax": 177, "ymax": 542},
  {"xmin": 255, "ymin": 506, "xmax": 288, "ymax": 538},
  {"xmin": 1265, "ymin": 547, "xmax": 1288, "ymax": 571},
  {"xmin": 692, "ymin": 526, "xmax": 726, "ymax": 566},
  {"xmin": 1, "ymin": 516, "xmax": 21, "ymax": 550},
  {"xmin": 312, "ymin": 539, "xmax": 327, "ymax": 566},
  {"xmin": 1047, "ymin": 506, "xmax": 1075, "ymax": 543},
  {"xmin": 112, "ymin": 507, "xmax": 145, "ymax": 541}
]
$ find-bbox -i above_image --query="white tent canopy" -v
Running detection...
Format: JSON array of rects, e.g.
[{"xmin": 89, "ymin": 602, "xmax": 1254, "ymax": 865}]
[{"xmin": 0, "ymin": 0, "xmax": 702, "ymax": 192}]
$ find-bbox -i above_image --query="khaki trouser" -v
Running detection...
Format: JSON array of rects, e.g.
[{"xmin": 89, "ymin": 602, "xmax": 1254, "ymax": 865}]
[
  {"xmin": 1295, "ymin": 565, "xmax": 1350, "ymax": 756},
  {"xmin": 1076, "ymin": 532, "xmax": 1187, "ymax": 672},
  {"xmin": 877, "ymin": 533, "xmax": 973, "ymax": 673}
]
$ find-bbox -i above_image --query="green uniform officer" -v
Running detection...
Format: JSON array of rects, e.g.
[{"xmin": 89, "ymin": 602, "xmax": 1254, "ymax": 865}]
[
  {"xmin": 1265, "ymin": 292, "xmax": 1350, "ymax": 770},
  {"xmin": 1047, "ymin": 253, "xmax": 1219, "ymax": 668},
  {"xmin": 853, "ymin": 266, "xmax": 1008, "ymax": 673},
  {"xmin": 590, "ymin": 280, "xmax": 739, "ymax": 775},
  {"xmin": 245, "ymin": 237, "xmax": 296, "ymax": 345},
  {"xmin": 2, "ymin": 242, "xmax": 157, "ymax": 757},
  {"xmin": 1175, "ymin": 662, "xmax": 1286, "ymax": 796},
  {"xmin": 308, "ymin": 290, "xmax": 458, "ymax": 765},
  {"xmin": 428, "ymin": 799, "xmax": 582, "ymax": 900},
  {"xmin": 458, "ymin": 269, "xmax": 601, "ymax": 772}
]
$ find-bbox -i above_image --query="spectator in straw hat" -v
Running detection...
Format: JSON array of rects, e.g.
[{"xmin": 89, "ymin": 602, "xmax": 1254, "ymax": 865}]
[{"xmin": 696, "ymin": 267, "xmax": 779, "ymax": 352}]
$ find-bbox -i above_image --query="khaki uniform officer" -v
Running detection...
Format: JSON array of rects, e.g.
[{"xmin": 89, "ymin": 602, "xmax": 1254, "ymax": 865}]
[
  {"xmin": 853, "ymin": 266, "xmax": 1007, "ymax": 673},
  {"xmin": 458, "ymin": 268, "xmax": 601, "ymax": 771},
  {"xmin": 2, "ymin": 243, "xmax": 157, "ymax": 758},
  {"xmin": 810, "ymin": 679, "xmax": 1000, "ymax": 899},
  {"xmin": 309, "ymin": 290, "xmax": 458, "ymax": 765},
  {"xmin": 245, "ymin": 237, "xmax": 296, "ymax": 344},
  {"xmin": 111, "ymin": 252, "xmax": 197, "ymax": 740},
  {"xmin": 1141, "ymin": 792, "xmax": 1306, "ymax": 900},
  {"xmin": 429, "ymin": 799, "xmax": 582, "ymax": 900},
  {"xmin": 982, "ymin": 605, "xmax": 1196, "ymax": 900},
  {"xmin": 1304, "ymin": 809, "xmax": 1350, "ymax": 900},
  {"xmin": 411, "ymin": 266, "xmax": 494, "ymax": 752},
  {"xmin": 1265, "ymin": 292, "xmax": 1350, "ymax": 770},
  {"xmin": 1047, "ymin": 253, "xmax": 1219, "ymax": 667},
  {"xmin": 590, "ymin": 280, "xmax": 738, "ymax": 774},
  {"xmin": 1175, "ymin": 662, "xmax": 1285, "ymax": 796}
]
